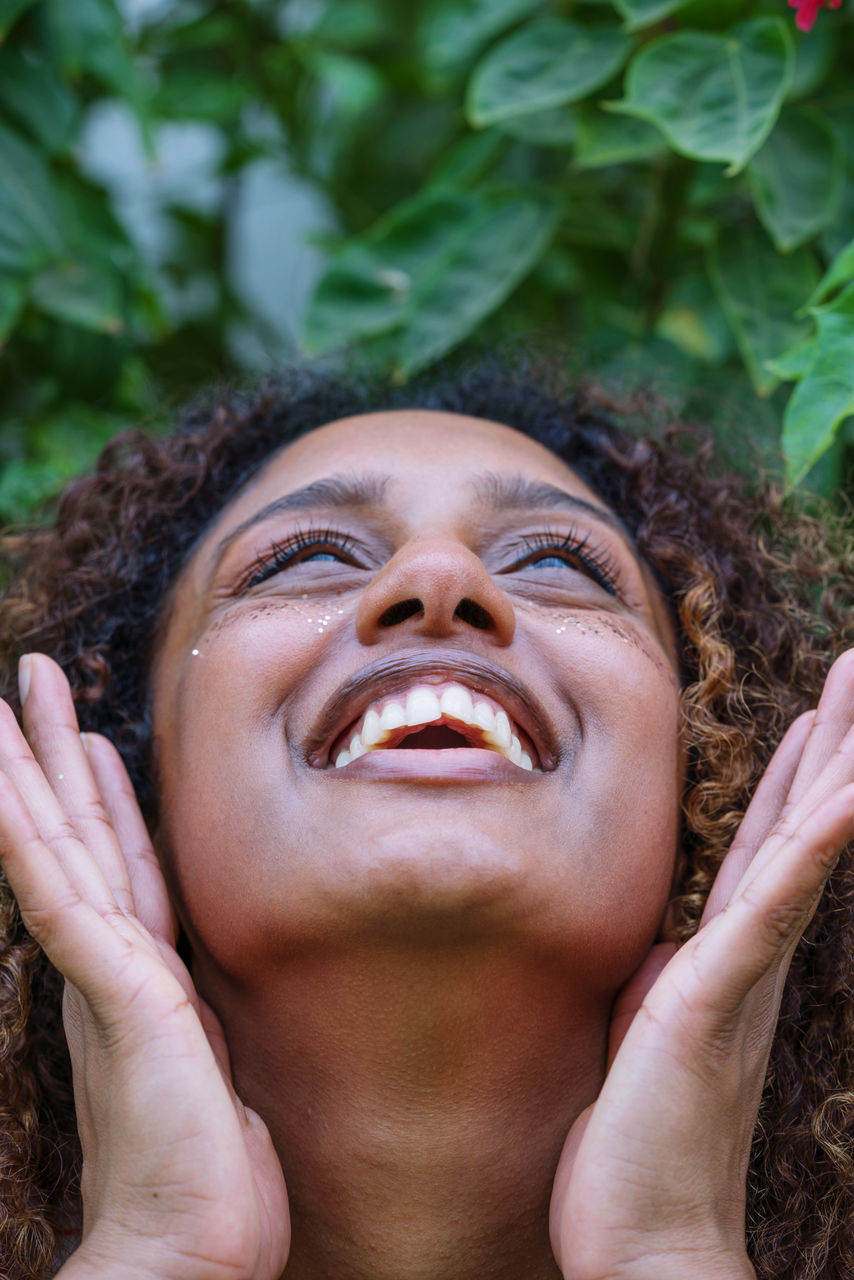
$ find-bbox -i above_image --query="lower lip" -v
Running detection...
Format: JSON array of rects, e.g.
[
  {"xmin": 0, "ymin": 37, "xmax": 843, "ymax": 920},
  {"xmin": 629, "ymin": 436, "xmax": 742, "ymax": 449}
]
[{"xmin": 321, "ymin": 747, "xmax": 543, "ymax": 783}]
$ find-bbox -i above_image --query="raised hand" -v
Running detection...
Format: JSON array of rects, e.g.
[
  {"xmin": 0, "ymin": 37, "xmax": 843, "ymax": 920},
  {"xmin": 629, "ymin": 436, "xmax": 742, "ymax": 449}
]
[
  {"xmin": 550, "ymin": 650, "xmax": 854, "ymax": 1280},
  {"xmin": 0, "ymin": 654, "xmax": 290, "ymax": 1280}
]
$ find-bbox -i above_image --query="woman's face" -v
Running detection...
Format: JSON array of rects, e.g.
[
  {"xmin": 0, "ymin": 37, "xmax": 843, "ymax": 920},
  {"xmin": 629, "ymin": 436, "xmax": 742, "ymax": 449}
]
[{"xmin": 151, "ymin": 411, "xmax": 682, "ymax": 996}]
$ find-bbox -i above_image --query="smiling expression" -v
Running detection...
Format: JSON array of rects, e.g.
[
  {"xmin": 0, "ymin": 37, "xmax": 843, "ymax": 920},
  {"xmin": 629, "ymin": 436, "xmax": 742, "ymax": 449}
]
[{"xmin": 151, "ymin": 410, "xmax": 683, "ymax": 996}]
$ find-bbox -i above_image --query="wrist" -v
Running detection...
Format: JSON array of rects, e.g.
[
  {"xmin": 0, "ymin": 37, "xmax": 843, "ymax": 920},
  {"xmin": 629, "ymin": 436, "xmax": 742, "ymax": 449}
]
[
  {"xmin": 563, "ymin": 1251, "xmax": 756, "ymax": 1280},
  {"xmin": 56, "ymin": 1239, "xmax": 234, "ymax": 1280}
]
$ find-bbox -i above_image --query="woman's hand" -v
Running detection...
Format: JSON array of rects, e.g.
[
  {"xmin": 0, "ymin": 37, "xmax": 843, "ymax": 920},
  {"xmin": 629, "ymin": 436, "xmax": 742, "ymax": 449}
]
[
  {"xmin": 550, "ymin": 649, "xmax": 854, "ymax": 1280},
  {"xmin": 0, "ymin": 654, "xmax": 290, "ymax": 1280}
]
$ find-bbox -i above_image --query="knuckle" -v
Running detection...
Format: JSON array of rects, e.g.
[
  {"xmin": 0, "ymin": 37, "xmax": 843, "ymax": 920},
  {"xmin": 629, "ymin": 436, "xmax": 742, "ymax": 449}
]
[
  {"xmin": 760, "ymin": 901, "xmax": 806, "ymax": 944},
  {"xmin": 22, "ymin": 894, "xmax": 83, "ymax": 941},
  {"xmin": 47, "ymin": 818, "xmax": 84, "ymax": 847},
  {"xmin": 790, "ymin": 709, "xmax": 817, "ymax": 735},
  {"xmin": 65, "ymin": 796, "xmax": 112, "ymax": 830}
]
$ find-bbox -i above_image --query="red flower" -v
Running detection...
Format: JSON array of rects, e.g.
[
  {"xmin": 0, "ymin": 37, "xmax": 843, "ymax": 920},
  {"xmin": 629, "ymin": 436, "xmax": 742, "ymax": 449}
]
[{"xmin": 788, "ymin": 0, "xmax": 842, "ymax": 31}]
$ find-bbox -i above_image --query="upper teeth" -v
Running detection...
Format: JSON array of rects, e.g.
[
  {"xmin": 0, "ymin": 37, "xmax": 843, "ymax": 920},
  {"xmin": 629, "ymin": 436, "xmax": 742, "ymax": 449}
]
[{"xmin": 333, "ymin": 681, "xmax": 535, "ymax": 771}]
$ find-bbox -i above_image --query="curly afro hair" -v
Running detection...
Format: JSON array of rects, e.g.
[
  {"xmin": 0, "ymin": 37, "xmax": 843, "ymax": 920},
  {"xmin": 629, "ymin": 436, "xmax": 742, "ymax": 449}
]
[{"xmin": 0, "ymin": 361, "xmax": 853, "ymax": 1279}]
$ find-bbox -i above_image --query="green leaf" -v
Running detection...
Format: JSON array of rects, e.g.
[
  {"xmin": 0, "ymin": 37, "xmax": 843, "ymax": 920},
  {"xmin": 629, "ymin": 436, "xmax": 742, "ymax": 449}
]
[
  {"xmin": 303, "ymin": 187, "xmax": 558, "ymax": 375},
  {"xmin": 42, "ymin": 0, "xmax": 143, "ymax": 105},
  {"xmin": 611, "ymin": 0, "xmax": 692, "ymax": 32},
  {"xmin": 765, "ymin": 336, "xmax": 817, "ymax": 381},
  {"xmin": 467, "ymin": 20, "xmax": 632, "ymax": 128},
  {"xmin": 0, "ymin": 0, "xmax": 38, "ymax": 38},
  {"xmin": 308, "ymin": 51, "xmax": 386, "ymax": 115},
  {"xmin": 0, "ymin": 405, "xmax": 122, "ymax": 522},
  {"xmin": 157, "ymin": 11, "xmax": 242, "ymax": 52},
  {"xmin": 30, "ymin": 259, "xmax": 124, "ymax": 334},
  {"xmin": 0, "ymin": 122, "xmax": 64, "ymax": 273},
  {"xmin": 418, "ymin": 0, "xmax": 542, "ymax": 77},
  {"xmin": 498, "ymin": 106, "xmax": 577, "ymax": 148},
  {"xmin": 781, "ymin": 282, "xmax": 854, "ymax": 485},
  {"xmin": 0, "ymin": 458, "xmax": 67, "ymax": 523},
  {"xmin": 559, "ymin": 174, "xmax": 639, "ymax": 249},
  {"xmin": 304, "ymin": 191, "xmax": 482, "ymax": 354},
  {"xmin": 709, "ymin": 227, "xmax": 817, "ymax": 395},
  {"xmin": 806, "ymin": 237, "xmax": 854, "ymax": 309},
  {"xmin": 154, "ymin": 71, "xmax": 254, "ymax": 123},
  {"xmin": 0, "ymin": 49, "xmax": 78, "ymax": 153},
  {"xmin": 395, "ymin": 192, "xmax": 559, "ymax": 376},
  {"xmin": 786, "ymin": 22, "xmax": 834, "ymax": 101},
  {"xmin": 573, "ymin": 103, "xmax": 665, "ymax": 168},
  {"xmin": 533, "ymin": 245, "xmax": 581, "ymax": 293},
  {"xmin": 30, "ymin": 405, "xmax": 119, "ymax": 470},
  {"xmin": 610, "ymin": 19, "xmax": 794, "ymax": 174},
  {"xmin": 748, "ymin": 109, "xmax": 842, "ymax": 253},
  {"xmin": 429, "ymin": 130, "xmax": 507, "ymax": 187},
  {"xmin": 655, "ymin": 273, "xmax": 734, "ymax": 363},
  {"xmin": 310, "ymin": 0, "xmax": 389, "ymax": 49},
  {"xmin": 0, "ymin": 273, "xmax": 25, "ymax": 343}
]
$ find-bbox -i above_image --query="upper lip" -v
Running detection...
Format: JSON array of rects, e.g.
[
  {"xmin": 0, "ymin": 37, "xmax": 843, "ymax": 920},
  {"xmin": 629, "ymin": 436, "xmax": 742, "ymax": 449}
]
[{"xmin": 303, "ymin": 651, "xmax": 560, "ymax": 771}]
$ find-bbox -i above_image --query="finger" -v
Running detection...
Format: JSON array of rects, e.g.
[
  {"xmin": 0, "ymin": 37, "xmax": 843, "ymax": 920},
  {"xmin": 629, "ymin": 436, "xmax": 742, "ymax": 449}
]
[
  {"xmin": 727, "ymin": 718, "xmax": 854, "ymax": 907},
  {"xmin": 786, "ymin": 649, "xmax": 854, "ymax": 809},
  {"xmin": 692, "ymin": 783, "xmax": 854, "ymax": 1010},
  {"xmin": 0, "ymin": 770, "xmax": 139, "ymax": 1012},
  {"xmin": 607, "ymin": 942, "xmax": 677, "ymax": 1068},
  {"xmin": 16, "ymin": 654, "xmax": 136, "ymax": 913},
  {"xmin": 84, "ymin": 732, "xmax": 179, "ymax": 949},
  {"xmin": 701, "ymin": 711, "xmax": 814, "ymax": 923},
  {"xmin": 0, "ymin": 703, "xmax": 120, "ymax": 916},
  {"xmin": 198, "ymin": 998, "xmax": 237, "ymax": 1089}
]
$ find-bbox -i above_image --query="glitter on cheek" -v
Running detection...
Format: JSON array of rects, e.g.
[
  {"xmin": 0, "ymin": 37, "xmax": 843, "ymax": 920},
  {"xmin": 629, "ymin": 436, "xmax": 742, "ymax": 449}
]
[
  {"xmin": 199, "ymin": 596, "xmax": 350, "ymax": 646},
  {"xmin": 515, "ymin": 599, "xmax": 676, "ymax": 683},
  {"xmin": 553, "ymin": 616, "xmax": 630, "ymax": 644}
]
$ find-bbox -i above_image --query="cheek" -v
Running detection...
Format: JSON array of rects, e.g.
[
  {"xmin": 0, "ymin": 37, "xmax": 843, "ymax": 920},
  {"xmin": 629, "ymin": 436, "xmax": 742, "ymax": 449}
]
[
  {"xmin": 539, "ymin": 607, "xmax": 682, "ymax": 959},
  {"xmin": 190, "ymin": 593, "xmax": 353, "ymax": 651},
  {"xmin": 153, "ymin": 602, "xmax": 352, "ymax": 937}
]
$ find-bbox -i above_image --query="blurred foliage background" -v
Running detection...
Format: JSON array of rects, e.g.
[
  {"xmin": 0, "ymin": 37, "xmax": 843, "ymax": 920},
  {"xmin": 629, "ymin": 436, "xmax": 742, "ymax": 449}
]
[{"xmin": 0, "ymin": 0, "xmax": 852, "ymax": 524}]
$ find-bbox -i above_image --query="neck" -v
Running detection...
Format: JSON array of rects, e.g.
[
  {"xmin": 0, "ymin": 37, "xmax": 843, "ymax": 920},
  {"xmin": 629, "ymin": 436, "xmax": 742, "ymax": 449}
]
[{"xmin": 197, "ymin": 940, "xmax": 609, "ymax": 1280}]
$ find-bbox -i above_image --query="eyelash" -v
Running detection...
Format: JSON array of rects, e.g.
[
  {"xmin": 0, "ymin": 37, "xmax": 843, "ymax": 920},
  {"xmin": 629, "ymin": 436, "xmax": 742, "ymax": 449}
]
[
  {"xmin": 239, "ymin": 524, "xmax": 622, "ymax": 595},
  {"xmin": 511, "ymin": 529, "xmax": 621, "ymax": 596},
  {"xmin": 241, "ymin": 527, "xmax": 358, "ymax": 590}
]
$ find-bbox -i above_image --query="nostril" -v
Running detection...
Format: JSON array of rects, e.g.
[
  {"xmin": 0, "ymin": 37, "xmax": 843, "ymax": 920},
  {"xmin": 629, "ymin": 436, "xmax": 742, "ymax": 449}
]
[
  {"xmin": 379, "ymin": 598, "xmax": 423, "ymax": 627},
  {"xmin": 454, "ymin": 598, "xmax": 492, "ymax": 631}
]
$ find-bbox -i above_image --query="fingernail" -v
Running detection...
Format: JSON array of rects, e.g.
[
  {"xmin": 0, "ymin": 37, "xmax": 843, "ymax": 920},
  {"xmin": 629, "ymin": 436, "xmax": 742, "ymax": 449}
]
[{"xmin": 18, "ymin": 654, "xmax": 32, "ymax": 705}]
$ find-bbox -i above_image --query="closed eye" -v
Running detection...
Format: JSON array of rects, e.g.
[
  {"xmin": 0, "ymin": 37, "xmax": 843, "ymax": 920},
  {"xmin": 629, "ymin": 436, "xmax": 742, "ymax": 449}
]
[{"xmin": 240, "ymin": 527, "xmax": 358, "ymax": 591}]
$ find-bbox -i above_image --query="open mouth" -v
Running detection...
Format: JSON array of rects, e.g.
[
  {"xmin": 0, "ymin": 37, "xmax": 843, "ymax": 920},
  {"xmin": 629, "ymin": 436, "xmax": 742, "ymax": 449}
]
[{"xmin": 328, "ymin": 682, "xmax": 539, "ymax": 771}]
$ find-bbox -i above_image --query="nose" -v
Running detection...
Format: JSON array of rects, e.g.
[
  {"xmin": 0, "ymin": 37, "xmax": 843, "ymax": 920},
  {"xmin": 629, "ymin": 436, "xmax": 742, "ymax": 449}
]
[{"xmin": 355, "ymin": 537, "xmax": 516, "ymax": 647}]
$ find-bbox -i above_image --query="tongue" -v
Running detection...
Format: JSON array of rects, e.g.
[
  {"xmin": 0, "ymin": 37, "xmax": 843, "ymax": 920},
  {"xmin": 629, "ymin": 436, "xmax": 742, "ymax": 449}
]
[{"xmin": 398, "ymin": 725, "xmax": 473, "ymax": 750}]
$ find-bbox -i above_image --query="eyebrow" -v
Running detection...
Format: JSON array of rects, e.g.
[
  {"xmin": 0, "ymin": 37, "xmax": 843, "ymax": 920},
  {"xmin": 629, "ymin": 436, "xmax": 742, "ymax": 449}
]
[
  {"xmin": 209, "ymin": 467, "xmax": 634, "ymax": 576},
  {"xmin": 471, "ymin": 472, "xmax": 630, "ymax": 540},
  {"xmin": 210, "ymin": 474, "xmax": 390, "ymax": 571}
]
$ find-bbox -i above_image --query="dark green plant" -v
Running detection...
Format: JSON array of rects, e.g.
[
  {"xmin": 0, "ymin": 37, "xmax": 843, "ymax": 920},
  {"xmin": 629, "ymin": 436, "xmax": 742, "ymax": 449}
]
[{"xmin": 1, "ymin": 0, "xmax": 852, "ymax": 524}]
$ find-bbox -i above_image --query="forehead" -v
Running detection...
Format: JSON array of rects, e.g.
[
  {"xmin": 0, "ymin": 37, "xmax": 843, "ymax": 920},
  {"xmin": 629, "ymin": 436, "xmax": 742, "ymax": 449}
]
[{"xmin": 214, "ymin": 409, "xmax": 609, "ymax": 533}]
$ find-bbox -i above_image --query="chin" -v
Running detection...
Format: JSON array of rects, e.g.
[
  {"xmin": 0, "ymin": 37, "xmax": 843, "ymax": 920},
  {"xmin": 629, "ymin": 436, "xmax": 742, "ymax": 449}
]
[{"xmin": 312, "ymin": 829, "xmax": 536, "ymax": 944}]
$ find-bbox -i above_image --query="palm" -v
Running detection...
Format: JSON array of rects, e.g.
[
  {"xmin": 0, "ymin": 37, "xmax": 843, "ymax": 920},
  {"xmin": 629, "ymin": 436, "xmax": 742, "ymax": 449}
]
[
  {"xmin": 550, "ymin": 652, "xmax": 854, "ymax": 1280},
  {"xmin": 0, "ymin": 657, "xmax": 290, "ymax": 1280}
]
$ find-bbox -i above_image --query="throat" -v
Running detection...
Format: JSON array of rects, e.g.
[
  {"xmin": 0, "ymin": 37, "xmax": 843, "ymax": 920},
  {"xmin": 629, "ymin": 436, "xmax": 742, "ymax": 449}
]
[
  {"xmin": 397, "ymin": 724, "xmax": 472, "ymax": 749},
  {"xmin": 207, "ymin": 948, "xmax": 606, "ymax": 1280}
]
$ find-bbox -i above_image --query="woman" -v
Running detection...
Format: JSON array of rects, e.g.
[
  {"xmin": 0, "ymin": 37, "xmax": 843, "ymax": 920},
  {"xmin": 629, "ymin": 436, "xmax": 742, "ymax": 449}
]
[{"xmin": 0, "ymin": 365, "xmax": 853, "ymax": 1280}]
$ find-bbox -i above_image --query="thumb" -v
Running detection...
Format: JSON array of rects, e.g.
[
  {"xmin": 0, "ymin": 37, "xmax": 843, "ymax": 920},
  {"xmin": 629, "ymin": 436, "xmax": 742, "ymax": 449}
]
[{"xmin": 607, "ymin": 942, "xmax": 677, "ymax": 1069}]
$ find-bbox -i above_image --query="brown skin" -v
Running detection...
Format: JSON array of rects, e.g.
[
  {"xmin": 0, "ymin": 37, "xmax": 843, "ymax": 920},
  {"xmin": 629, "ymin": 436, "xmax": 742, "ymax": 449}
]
[
  {"xmin": 1, "ymin": 409, "xmax": 852, "ymax": 1280},
  {"xmin": 150, "ymin": 410, "xmax": 682, "ymax": 1280}
]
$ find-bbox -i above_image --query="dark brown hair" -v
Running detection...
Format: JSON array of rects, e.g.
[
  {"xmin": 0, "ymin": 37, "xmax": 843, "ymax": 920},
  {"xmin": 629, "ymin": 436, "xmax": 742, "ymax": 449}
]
[{"xmin": 1, "ymin": 363, "xmax": 853, "ymax": 1278}]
